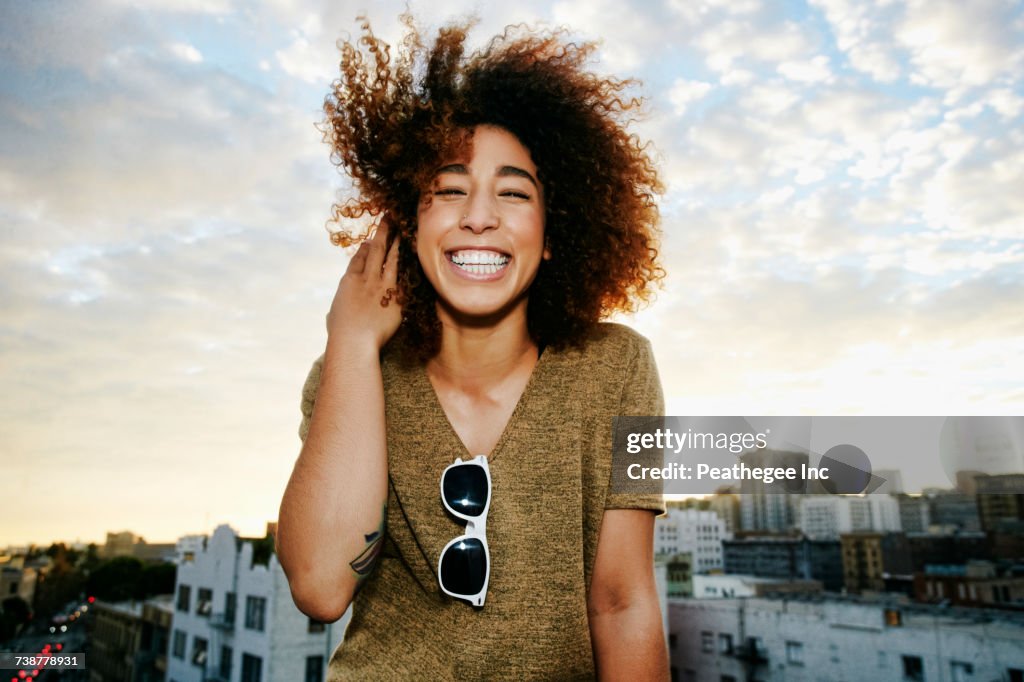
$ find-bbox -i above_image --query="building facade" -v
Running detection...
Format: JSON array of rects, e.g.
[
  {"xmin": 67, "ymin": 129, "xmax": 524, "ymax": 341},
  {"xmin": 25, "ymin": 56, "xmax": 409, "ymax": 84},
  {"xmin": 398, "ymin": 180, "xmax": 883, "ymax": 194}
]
[
  {"xmin": 656, "ymin": 509, "xmax": 731, "ymax": 573},
  {"xmin": 799, "ymin": 495, "xmax": 901, "ymax": 539},
  {"xmin": 668, "ymin": 595, "xmax": 1024, "ymax": 682},
  {"xmin": 166, "ymin": 524, "xmax": 347, "ymax": 682}
]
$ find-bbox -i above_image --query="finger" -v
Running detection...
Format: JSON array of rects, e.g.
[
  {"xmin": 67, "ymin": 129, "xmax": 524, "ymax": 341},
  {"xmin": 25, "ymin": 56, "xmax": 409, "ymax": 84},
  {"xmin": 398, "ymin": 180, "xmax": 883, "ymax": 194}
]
[
  {"xmin": 382, "ymin": 234, "xmax": 400, "ymax": 283},
  {"xmin": 347, "ymin": 241, "xmax": 370, "ymax": 275},
  {"xmin": 365, "ymin": 219, "xmax": 390, "ymax": 275}
]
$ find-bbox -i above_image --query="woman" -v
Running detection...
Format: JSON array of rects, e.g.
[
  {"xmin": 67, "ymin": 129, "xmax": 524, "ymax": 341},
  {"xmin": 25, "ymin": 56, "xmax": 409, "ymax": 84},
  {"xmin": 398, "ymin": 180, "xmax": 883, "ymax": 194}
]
[{"xmin": 276, "ymin": 14, "xmax": 667, "ymax": 680}]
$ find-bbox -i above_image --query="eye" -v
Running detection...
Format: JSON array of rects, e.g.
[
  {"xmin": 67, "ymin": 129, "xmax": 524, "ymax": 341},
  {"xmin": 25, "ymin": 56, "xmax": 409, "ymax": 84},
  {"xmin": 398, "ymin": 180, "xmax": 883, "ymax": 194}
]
[
  {"xmin": 500, "ymin": 190, "xmax": 531, "ymax": 200},
  {"xmin": 433, "ymin": 188, "xmax": 466, "ymax": 197}
]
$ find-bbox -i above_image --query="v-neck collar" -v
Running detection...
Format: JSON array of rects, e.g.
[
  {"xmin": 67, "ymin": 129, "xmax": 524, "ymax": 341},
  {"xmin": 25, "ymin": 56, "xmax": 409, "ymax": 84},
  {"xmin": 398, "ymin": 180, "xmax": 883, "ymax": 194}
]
[{"xmin": 415, "ymin": 345, "xmax": 552, "ymax": 463}]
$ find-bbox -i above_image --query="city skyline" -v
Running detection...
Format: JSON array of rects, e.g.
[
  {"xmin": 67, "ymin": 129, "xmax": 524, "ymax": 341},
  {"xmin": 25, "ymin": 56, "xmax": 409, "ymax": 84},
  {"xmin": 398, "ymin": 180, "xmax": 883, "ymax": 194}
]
[{"xmin": 2, "ymin": 0, "xmax": 1023, "ymax": 546}]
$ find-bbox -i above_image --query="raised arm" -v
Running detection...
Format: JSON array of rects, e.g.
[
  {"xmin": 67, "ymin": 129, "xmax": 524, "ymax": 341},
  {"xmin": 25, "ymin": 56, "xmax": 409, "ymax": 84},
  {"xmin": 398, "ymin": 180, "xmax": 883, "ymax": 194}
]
[{"xmin": 276, "ymin": 221, "xmax": 401, "ymax": 622}]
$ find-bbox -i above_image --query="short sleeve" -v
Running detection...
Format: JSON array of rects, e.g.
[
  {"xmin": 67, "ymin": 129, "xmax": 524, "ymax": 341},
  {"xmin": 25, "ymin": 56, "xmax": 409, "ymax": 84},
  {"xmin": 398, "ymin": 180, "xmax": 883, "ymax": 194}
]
[
  {"xmin": 605, "ymin": 333, "xmax": 666, "ymax": 514},
  {"xmin": 298, "ymin": 354, "xmax": 326, "ymax": 443}
]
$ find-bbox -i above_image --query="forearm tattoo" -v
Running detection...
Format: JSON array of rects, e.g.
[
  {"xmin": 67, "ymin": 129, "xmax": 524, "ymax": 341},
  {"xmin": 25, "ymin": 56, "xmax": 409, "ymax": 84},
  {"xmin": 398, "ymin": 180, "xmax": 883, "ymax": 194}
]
[{"xmin": 349, "ymin": 504, "xmax": 386, "ymax": 587}]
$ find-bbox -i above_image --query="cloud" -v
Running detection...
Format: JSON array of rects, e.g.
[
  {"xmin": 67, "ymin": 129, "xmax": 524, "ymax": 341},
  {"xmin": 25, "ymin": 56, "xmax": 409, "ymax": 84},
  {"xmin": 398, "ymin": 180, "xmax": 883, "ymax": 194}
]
[
  {"xmin": 2, "ymin": 0, "xmax": 1023, "ymax": 544},
  {"xmin": 668, "ymin": 79, "xmax": 714, "ymax": 115},
  {"xmin": 169, "ymin": 42, "xmax": 204, "ymax": 63}
]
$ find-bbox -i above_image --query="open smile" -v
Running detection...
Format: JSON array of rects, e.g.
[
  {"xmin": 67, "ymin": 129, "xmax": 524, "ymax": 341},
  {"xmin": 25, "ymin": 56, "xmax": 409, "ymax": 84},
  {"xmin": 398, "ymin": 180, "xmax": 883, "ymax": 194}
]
[{"xmin": 445, "ymin": 249, "xmax": 511, "ymax": 278}]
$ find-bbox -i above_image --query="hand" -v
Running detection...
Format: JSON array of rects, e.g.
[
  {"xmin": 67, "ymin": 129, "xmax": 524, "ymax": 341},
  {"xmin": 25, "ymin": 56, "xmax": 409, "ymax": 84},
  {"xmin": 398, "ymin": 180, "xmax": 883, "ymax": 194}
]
[{"xmin": 326, "ymin": 216, "xmax": 402, "ymax": 351}]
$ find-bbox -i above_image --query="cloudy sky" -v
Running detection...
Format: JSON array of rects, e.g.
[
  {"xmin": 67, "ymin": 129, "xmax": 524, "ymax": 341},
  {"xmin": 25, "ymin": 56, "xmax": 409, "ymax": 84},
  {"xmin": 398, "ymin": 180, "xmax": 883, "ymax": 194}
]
[{"xmin": 2, "ymin": 0, "xmax": 1022, "ymax": 547}]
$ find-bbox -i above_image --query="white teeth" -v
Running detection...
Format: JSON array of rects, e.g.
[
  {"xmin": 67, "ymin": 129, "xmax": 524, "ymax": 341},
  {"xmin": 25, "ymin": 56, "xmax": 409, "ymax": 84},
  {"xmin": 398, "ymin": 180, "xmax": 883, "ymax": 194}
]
[{"xmin": 448, "ymin": 250, "xmax": 510, "ymax": 268}]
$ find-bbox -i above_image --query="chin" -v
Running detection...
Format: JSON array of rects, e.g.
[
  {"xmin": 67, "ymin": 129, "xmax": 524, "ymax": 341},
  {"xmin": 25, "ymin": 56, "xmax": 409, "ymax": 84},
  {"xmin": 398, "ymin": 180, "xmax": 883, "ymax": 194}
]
[{"xmin": 436, "ymin": 293, "xmax": 528, "ymax": 326}]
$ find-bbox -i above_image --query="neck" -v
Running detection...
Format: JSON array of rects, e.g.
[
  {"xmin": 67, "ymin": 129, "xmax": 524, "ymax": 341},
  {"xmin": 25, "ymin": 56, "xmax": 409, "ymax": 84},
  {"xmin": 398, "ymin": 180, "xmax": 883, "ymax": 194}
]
[{"xmin": 428, "ymin": 301, "xmax": 538, "ymax": 388}]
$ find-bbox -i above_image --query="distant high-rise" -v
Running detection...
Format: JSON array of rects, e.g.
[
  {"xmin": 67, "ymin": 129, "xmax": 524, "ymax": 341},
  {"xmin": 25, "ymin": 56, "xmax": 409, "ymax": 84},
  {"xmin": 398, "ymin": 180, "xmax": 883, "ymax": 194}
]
[
  {"xmin": 799, "ymin": 495, "xmax": 902, "ymax": 539},
  {"xmin": 872, "ymin": 469, "xmax": 904, "ymax": 494},
  {"xmin": 655, "ymin": 509, "xmax": 731, "ymax": 573},
  {"xmin": 739, "ymin": 450, "xmax": 808, "ymax": 533}
]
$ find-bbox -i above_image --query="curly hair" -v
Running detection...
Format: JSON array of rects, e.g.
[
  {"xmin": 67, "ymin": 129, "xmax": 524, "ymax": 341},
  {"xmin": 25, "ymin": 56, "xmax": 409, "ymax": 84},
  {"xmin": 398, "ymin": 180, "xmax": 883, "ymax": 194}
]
[{"xmin": 320, "ymin": 14, "xmax": 664, "ymax": 358}]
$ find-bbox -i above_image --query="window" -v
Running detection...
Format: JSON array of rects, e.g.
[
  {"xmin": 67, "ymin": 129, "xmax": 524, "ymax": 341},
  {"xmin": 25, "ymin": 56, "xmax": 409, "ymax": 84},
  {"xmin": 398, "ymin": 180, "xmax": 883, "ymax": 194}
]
[
  {"xmin": 902, "ymin": 655, "xmax": 924, "ymax": 681},
  {"xmin": 172, "ymin": 630, "xmax": 186, "ymax": 659},
  {"xmin": 719, "ymin": 633, "xmax": 734, "ymax": 655},
  {"xmin": 176, "ymin": 584, "xmax": 191, "ymax": 613},
  {"xmin": 1008, "ymin": 669, "xmax": 1023, "ymax": 682},
  {"xmin": 701, "ymin": 631, "xmax": 714, "ymax": 653},
  {"xmin": 225, "ymin": 592, "xmax": 237, "ymax": 625},
  {"xmin": 884, "ymin": 608, "xmax": 902, "ymax": 627},
  {"xmin": 191, "ymin": 637, "xmax": 208, "ymax": 667},
  {"xmin": 786, "ymin": 641, "xmax": 804, "ymax": 666},
  {"xmin": 721, "ymin": 677, "xmax": 737, "ymax": 682},
  {"xmin": 308, "ymin": 617, "xmax": 325, "ymax": 634},
  {"xmin": 305, "ymin": 655, "xmax": 324, "ymax": 682},
  {"xmin": 220, "ymin": 646, "xmax": 233, "ymax": 680},
  {"xmin": 197, "ymin": 588, "xmax": 213, "ymax": 617},
  {"xmin": 747, "ymin": 637, "xmax": 764, "ymax": 656},
  {"xmin": 950, "ymin": 661, "xmax": 973, "ymax": 682},
  {"xmin": 244, "ymin": 595, "xmax": 266, "ymax": 631},
  {"xmin": 241, "ymin": 653, "xmax": 263, "ymax": 682}
]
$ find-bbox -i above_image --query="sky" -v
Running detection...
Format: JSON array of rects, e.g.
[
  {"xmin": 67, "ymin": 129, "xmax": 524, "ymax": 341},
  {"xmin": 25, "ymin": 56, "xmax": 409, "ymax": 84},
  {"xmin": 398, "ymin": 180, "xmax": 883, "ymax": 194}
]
[{"xmin": 1, "ymin": 0, "xmax": 1022, "ymax": 548}]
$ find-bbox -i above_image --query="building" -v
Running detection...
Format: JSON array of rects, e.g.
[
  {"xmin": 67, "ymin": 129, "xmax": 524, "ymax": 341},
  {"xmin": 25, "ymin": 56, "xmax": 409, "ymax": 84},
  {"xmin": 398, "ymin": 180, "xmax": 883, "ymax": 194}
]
[
  {"xmin": 905, "ymin": 531, "xmax": 990, "ymax": 571},
  {"xmin": 976, "ymin": 473, "xmax": 1024, "ymax": 532},
  {"xmin": 103, "ymin": 531, "xmax": 178, "ymax": 563},
  {"xmin": 723, "ymin": 536, "xmax": 844, "ymax": 592},
  {"xmin": 840, "ymin": 532, "xmax": 913, "ymax": 594},
  {"xmin": 873, "ymin": 469, "xmax": 904, "ymax": 494},
  {"xmin": 138, "ymin": 597, "xmax": 174, "ymax": 682},
  {"xmin": 914, "ymin": 561, "xmax": 1024, "ymax": 610},
  {"xmin": 663, "ymin": 553, "xmax": 693, "ymax": 598},
  {"xmin": 739, "ymin": 450, "xmax": 809, "ymax": 533},
  {"xmin": 90, "ymin": 599, "xmax": 144, "ymax": 682},
  {"xmin": 708, "ymin": 493, "xmax": 740, "ymax": 535},
  {"xmin": 692, "ymin": 574, "xmax": 821, "ymax": 599},
  {"xmin": 87, "ymin": 595, "xmax": 174, "ymax": 682},
  {"xmin": 667, "ymin": 594, "xmax": 1024, "ymax": 682},
  {"xmin": 0, "ymin": 554, "xmax": 37, "ymax": 606},
  {"xmin": 896, "ymin": 495, "xmax": 931, "ymax": 533},
  {"xmin": 799, "ymin": 495, "xmax": 901, "ymax": 539},
  {"xmin": 166, "ymin": 523, "xmax": 347, "ymax": 682},
  {"xmin": 926, "ymin": 490, "xmax": 982, "ymax": 532},
  {"xmin": 655, "ymin": 509, "xmax": 730, "ymax": 573}
]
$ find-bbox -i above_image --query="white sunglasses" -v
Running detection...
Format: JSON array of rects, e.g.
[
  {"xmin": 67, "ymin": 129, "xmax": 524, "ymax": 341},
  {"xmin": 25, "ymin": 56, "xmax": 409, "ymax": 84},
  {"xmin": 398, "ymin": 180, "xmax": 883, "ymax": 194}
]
[{"xmin": 438, "ymin": 455, "xmax": 491, "ymax": 607}]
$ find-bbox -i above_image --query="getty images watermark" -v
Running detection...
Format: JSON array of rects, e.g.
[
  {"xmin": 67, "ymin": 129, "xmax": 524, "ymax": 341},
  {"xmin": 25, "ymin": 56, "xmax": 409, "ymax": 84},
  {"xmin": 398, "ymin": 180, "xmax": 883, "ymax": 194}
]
[{"xmin": 610, "ymin": 416, "xmax": 1024, "ymax": 496}]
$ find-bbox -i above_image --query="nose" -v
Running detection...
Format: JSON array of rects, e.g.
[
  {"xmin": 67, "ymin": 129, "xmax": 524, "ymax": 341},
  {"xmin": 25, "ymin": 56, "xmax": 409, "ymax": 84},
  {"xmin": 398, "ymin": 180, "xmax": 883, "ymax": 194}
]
[{"xmin": 459, "ymin": 192, "xmax": 499, "ymax": 234}]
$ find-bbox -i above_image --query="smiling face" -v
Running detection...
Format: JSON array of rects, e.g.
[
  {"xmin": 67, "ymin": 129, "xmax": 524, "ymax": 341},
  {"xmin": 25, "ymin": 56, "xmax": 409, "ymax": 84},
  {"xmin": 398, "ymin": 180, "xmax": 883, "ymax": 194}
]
[{"xmin": 416, "ymin": 125, "xmax": 549, "ymax": 325}]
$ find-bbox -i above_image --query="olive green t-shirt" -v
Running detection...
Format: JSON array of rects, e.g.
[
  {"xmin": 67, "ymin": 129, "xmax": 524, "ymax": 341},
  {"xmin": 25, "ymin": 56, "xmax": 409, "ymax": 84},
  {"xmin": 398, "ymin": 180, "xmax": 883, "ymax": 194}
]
[{"xmin": 298, "ymin": 322, "xmax": 665, "ymax": 680}]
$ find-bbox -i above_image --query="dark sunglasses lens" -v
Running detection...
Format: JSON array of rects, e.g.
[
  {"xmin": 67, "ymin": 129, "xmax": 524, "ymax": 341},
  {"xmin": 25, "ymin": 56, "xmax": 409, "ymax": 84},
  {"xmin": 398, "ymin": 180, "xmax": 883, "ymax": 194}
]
[
  {"xmin": 442, "ymin": 464, "xmax": 488, "ymax": 517},
  {"xmin": 440, "ymin": 537, "xmax": 487, "ymax": 596}
]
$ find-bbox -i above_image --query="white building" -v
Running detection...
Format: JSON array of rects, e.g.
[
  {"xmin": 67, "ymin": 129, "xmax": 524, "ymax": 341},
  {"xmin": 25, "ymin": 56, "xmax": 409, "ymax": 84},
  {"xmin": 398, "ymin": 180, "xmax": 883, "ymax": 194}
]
[
  {"xmin": 692, "ymin": 574, "xmax": 821, "ymax": 600},
  {"xmin": 799, "ymin": 495, "xmax": 901, "ymax": 539},
  {"xmin": 668, "ymin": 595, "xmax": 1024, "ymax": 682},
  {"xmin": 656, "ymin": 509, "xmax": 731, "ymax": 573},
  {"xmin": 166, "ymin": 524, "xmax": 348, "ymax": 682}
]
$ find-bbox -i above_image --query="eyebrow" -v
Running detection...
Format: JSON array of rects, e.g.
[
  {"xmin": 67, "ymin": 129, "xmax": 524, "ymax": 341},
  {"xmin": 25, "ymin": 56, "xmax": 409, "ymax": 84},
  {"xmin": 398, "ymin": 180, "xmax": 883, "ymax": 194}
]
[{"xmin": 435, "ymin": 163, "xmax": 539, "ymax": 190}]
